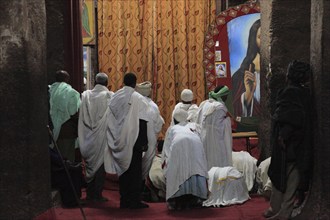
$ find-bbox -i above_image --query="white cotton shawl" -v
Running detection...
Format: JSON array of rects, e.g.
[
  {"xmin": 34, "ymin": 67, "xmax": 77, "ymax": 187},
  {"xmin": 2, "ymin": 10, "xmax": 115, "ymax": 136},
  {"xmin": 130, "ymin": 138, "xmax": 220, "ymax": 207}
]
[
  {"xmin": 170, "ymin": 102, "xmax": 199, "ymax": 125},
  {"xmin": 232, "ymin": 151, "xmax": 257, "ymax": 191},
  {"xmin": 141, "ymin": 97, "xmax": 164, "ymax": 179},
  {"xmin": 78, "ymin": 85, "xmax": 113, "ymax": 182},
  {"xmin": 104, "ymin": 86, "xmax": 150, "ymax": 176},
  {"xmin": 162, "ymin": 122, "xmax": 208, "ymax": 200},
  {"xmin": 196, "ymin": 99, "xmax": 233, "ymax": 169},
  {"xmin": 49, "ymin": 82, "xmax": 80, "ymax": 143},
  {"xmin": 203, "ymin": 167, "xmax": 250, "ymax": 207}
]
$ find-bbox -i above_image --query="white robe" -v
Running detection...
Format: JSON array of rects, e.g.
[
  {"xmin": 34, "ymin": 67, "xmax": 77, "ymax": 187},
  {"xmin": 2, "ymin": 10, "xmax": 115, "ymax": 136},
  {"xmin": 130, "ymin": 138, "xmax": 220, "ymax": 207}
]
[
  {"xmin": 256, "ymin": 157, "xmax": 272, "ymax": 194},
  {"xmin": 141, "ymin": 97, "xmax": 164, "ymax": 179},
  {"xmin": 232, "ymin": 151, "xmax": 257, "ymax": 191},
  {"xmin": 203, "ymin": 167, "xmax": 250, "ymax": 207},
  {"xmin": 162, "ymin": 122, "xmax": 208, "ymax": 200},
  {"xmin": 170, "ymin": 102, "xmax": 199, "ymax": 125},
  {"xmin": 78, "ymin": 85, "xmax": 113, "ymax": 182},
  {"xmin": 104, "ymin": 86, "xmax": 151, "ymax": 176},
  {"xmin": 196, "ymin": 99, "xmax": 233, "ymax": 169}
]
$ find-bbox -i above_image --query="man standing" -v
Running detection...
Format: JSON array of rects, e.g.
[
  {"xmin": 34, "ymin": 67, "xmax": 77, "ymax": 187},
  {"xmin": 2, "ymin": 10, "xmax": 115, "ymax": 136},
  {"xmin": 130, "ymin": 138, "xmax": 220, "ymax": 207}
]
[
  {"xmin": 78, "ymin": 73, "xmax": 113, "ymax": 202},
  {"xmin": 264, "ymin": 61, "xmax": 312, "ymax": 220},
  {"xmin": 135, "ymin": 81, "xmax": 164, "ymax": 179},
  {"xmin": 196, "ymin": 85, "xmax": 233, "ymax": 170},
  {"xmin": 104, "ymin": 73, "xmax": 151, "ymax": 209},
  {"xmin": 49, "ymin": 70, "xmax": 80, "ymax": 161}
]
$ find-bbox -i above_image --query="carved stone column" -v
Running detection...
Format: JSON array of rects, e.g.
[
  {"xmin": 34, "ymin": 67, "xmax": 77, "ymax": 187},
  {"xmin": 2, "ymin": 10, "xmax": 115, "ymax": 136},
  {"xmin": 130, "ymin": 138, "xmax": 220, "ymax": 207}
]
[{"xmin": 0, "ymin": 0, "xmax": 51, "ymax": 219}]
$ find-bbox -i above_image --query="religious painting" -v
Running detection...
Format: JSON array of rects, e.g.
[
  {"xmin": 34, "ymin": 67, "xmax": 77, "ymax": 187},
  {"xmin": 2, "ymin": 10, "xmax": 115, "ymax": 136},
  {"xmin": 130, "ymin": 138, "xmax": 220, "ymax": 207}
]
[
  {"xmin": 215, "ymin": 50, "xmax": 222, "ymax": 61},
  {"xmin": 215, "ymin": 62, "xmax": 226, "ymax": 78},
  {"xmin": 228, "ymin": 13, "xmax": 260, "ymax": 117},
  {"xmin": 82, "ymin": 0, "xmax": 95, "ymax": 45}
]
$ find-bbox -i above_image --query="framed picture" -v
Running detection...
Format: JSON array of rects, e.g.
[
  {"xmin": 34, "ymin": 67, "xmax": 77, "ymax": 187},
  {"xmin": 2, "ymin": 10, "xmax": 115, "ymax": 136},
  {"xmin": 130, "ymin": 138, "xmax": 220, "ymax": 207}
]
[
  {"xmin": 215, "ymin": 50, "xmax": 221, "ymax": 61},
  {"xmin": 215, "ymin": 62, "xmax": 227, "ymax": 78}
]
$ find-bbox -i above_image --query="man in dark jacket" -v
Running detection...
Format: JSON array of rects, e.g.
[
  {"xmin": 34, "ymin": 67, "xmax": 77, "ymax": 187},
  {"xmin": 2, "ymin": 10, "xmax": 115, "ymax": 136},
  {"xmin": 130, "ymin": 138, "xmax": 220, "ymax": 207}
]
[{"xmin": 264, "ymin": 61, "xmax": 312, "ymax": 220}]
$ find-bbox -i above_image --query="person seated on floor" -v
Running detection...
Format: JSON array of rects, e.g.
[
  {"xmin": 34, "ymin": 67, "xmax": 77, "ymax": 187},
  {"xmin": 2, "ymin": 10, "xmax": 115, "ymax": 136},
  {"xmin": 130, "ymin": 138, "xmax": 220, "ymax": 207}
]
[
  {"xmin": 143, "ymin": 140, "xmax": 166, "ymax": 202},
  {"xmin": 49, "ymin": 147, "xmax": 84, "ymax": 208},
  {"xmin": 203, "ymin": 166, "xmax": 250, "ymax": 207},
  {"xmin": 232, "ymin": 151, "xmax": 258, "ymax": 192},
  {"xmin": 162, "ymin": 108, "xmax": 209, "ymax": 210},
  {"xmin": 255, "ymin": 157, "xmax": 272, "ymax": 200}
]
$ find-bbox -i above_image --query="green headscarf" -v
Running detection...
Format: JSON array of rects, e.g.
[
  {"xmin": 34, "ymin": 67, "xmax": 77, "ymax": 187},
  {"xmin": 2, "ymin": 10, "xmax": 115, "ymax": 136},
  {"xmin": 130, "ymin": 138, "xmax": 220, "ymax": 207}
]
[{"xmin": 209, "ymin": 85, "xmax": 229, "ymax": 102}]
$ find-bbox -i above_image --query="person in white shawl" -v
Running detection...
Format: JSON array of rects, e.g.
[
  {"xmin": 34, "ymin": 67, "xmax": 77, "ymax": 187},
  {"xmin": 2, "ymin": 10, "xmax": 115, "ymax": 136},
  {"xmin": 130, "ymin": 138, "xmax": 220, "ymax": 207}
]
[
  {"xmin": 104, "ymin": 73, "xmax": 151, "ymax": 209},
  {"xmin": 78, "ymin": 73, "xmax": 113, "ymax": 202},
  {"xmin": 196, "ymin": 85, "xmax": 233, "ymax": 170},
  {"xmin": 135, "ymin": 81, "xmax": 164, "ymax": 179},
  {"xmin": 49, "ymin": 70, "xmax": 80, "ymax": 161},
  {"xmin": 162, "ymin": 108, "xmax": 209, "ymax": 210},
  {"xmin": 232, "ymin": 151, "xmax": 258, "ymax": 191},
  {"xmin": 203, "ymin": 166, "xmax": 250, "ymax": 207},
  {"xmin": 171, "ymin": 89, "xmax": 199, "ymax": 125}
]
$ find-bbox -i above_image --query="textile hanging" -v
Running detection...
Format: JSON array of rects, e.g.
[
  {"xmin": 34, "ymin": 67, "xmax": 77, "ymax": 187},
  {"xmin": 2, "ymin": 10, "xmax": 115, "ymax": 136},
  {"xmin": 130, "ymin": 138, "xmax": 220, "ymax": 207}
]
[{"xmin": 98, "ymin": 0, "xmax": 216, "ymax": 136}]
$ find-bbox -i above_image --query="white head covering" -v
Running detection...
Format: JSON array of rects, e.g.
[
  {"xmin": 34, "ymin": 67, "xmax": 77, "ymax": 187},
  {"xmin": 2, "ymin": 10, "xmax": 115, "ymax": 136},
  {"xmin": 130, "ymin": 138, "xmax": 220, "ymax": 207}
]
[
  {"xmin": 136, "ymin": 81, "xmax": 152, "ymax": 97},
  {"xmin": 173, "ymin": 108, "xmax": 188, "ymax": 123},
  {"xmin": 181, "ymin": 89, "xmax": 193, "ymax": 102}
]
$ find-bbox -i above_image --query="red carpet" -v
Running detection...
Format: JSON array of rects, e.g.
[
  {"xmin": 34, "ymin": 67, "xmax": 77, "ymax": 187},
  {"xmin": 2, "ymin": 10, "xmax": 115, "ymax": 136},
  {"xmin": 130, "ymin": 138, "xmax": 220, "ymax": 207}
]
[
  {"xmin": 35, "ymin": 189, "xmax": 269, "ymax": 220},
  {"xmin": 35, "ymin": 138, "xmax": 265, "ymax": 220}
]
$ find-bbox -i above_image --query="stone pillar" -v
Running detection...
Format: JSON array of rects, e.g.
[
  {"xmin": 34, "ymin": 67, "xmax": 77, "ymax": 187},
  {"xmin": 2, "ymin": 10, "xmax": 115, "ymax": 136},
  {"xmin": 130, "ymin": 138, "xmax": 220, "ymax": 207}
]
[
  {"xmin": 0, "ymin": 1, "xmax": 51, "ymax": 219},
  {"xmin": 45, "ymin": 0, "xmax": 66, "ymax": 84},
  {"xmin": 297, "ymin": 1, "xmax": 330, "ymax": 219},
  {"xmin": 258, "ymin": 0, "xmax": 311, "ymax": 161}
]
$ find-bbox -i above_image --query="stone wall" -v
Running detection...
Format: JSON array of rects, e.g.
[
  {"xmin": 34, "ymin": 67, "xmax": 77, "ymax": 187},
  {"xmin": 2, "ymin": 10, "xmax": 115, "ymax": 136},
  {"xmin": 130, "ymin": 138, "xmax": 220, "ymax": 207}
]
[
  {"xmin": 45, "ymin": 0, "xmax": 66, "ymax": 84},
  {"xmin": 298, "ymin": 0, "xmax": 330, "ymax": 219},
  {"xmin": 0, "ymin": 0, "xmax": 51, "ymax": 219},
  {"xmin": 258, "ymin": 0, "xmax": 311, "ymax": 160}
]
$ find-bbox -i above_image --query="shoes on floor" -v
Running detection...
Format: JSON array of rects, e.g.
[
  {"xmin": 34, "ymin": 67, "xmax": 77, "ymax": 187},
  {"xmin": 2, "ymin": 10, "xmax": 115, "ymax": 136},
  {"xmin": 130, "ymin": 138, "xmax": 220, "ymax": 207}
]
[
  {"xmin": 120, "ymin": 202, "xmax": 130, "ymax": 209},
  {"xmin": 86, "ymin": 196, "xmax": 109, "ymax": 203},
  {"xmin": 263, "ymin": 208, "xmax": 275, "ymax": 218},
  {"xmin": 267, "ymin": 214, "xmax": 288, "ymax": 220},
  {"xmin": 129, "ymin": 201, "xmax": 149, "ymax": 209}
]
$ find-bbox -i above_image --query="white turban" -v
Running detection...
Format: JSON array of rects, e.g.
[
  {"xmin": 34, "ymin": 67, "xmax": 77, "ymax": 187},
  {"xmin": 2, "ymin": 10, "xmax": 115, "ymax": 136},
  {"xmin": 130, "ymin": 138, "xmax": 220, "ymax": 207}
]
[
  {"xmin": 181, "ymin": 89, "xmax": 193, "ymax": 102},
  {"xmin": 173, "ymin": 108, "xmax": 188, "ymax": 123},
  {"xmin": 136, "ymin": 81, "xmax": 152, "ymax": 97}
]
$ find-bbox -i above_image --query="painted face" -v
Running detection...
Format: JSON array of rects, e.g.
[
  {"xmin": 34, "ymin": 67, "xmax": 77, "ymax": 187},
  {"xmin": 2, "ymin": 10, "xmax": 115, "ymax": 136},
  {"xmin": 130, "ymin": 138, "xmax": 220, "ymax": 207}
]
[{"xmin": 256, "ymin": 27, "xmax": 261, "ymax": 49}]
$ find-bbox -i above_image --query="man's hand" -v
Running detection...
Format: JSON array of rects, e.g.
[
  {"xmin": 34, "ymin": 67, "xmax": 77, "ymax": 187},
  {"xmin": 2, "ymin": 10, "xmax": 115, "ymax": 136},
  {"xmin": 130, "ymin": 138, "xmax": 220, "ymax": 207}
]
[{"xmin": 244, "ymin": 64, "xmax": 257, "ymax": 106}]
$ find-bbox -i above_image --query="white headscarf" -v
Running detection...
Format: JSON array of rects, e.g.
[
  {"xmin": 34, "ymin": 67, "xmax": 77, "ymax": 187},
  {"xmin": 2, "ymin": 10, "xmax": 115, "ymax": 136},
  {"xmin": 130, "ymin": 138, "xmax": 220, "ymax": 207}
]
[
  {"xmin": 173, "ymin": 108, "xmax": 188, "ymax": 123},
  {"xmin": 181, "ymin": 89, "xmax": 193, "ymax": 102},
  {"xmin": 136, "ymin": 81, "xmax": 152, "ymax": 97}
]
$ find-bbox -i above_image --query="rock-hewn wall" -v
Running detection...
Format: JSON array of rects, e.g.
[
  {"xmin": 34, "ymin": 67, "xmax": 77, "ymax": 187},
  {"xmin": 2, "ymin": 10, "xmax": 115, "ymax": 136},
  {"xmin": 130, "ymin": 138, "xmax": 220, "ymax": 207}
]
[
  {"xmin": 298, "ymin": 0, "xmax": 330, "ymax": 219},
  {"xmin": 258, "ymin": 0, "xmax": 311, "ymax": 161},
  {"xmin": 0, "ymin": 0, "xmax": 51, "ymax": 219}
]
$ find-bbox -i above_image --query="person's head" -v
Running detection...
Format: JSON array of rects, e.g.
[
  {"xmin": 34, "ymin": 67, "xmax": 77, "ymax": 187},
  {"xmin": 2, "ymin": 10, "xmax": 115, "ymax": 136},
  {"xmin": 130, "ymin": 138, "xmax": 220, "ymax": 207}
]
[
  {"xmin": 180, "ymin": 89, "xmax": 193, "ymax": 104},
  {"xmin": 173, "ymin": 108, "xmax": 188, "ymax": 125},
  {"xmin": 286, "ymin": 60, "xmax": 311, "ymax": 85},
  {"xmin": 240, "ymin": 19, "xmax": 261, "ymax": 72},
  {"xmin": 136, "ymin": 81, "xmax": 152, "ymax": 97},
  {"xmin": 95, "ymin": 72, "xmax": 108, "ymax": 86},
  {"xmin": 209, "ymin": 85, "xmax": 230, "ymax": 102},
  {"xmin": 55, "ymin": 70, "xmax": 70, "ymax": 83},
  {"xmin": 123, "ymin": 72, "xmax": 137, "ymax": 88}
]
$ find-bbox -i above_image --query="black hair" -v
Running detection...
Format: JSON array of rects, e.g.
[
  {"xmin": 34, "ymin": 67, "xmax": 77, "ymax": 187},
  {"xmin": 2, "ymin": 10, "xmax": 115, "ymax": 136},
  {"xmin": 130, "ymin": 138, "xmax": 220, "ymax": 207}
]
[
  {"xmin": 55, "ymin": 70, "xmax": 70, "ymax": 83},
  {"xmin": 287, "ymin": 60, "xmax": 311, "ymax": 84},
  {"xmin": 123, "ymin": 72, "xmax": 137, "ymax": 88},
  {"xmin": 240, "ymin": 19, "xmax": 261, "ymax": 73},
  {"xmin": 214, "ymin": 85, "xmax": 225, "ymax": 93}
]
